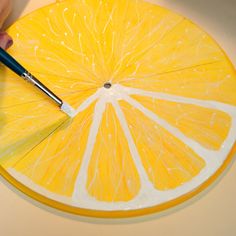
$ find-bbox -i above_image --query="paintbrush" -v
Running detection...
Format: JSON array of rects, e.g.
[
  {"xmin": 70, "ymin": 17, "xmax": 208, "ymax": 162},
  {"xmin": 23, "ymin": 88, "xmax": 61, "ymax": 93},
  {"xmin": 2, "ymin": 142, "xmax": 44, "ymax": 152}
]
[{"xmin": 0, "ymin": 47, "xmax": 75, "ymax": 117}]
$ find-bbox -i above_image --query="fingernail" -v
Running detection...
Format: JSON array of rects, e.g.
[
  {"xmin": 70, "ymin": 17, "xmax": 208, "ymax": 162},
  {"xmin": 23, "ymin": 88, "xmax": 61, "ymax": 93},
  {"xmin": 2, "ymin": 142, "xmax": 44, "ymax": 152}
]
[
  {"xmin": 0, "ymin": 32, "xmax": 13, "ymax": 49},
  {"xmin": 5, "ymin": 39, "xmax": 13, "ymax": 49}
]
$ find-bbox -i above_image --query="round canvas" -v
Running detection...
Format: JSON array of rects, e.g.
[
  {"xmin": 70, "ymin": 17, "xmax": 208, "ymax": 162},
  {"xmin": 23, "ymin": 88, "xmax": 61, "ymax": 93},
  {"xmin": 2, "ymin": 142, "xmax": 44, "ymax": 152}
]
[{"xmin": 0, "ymin": 0, "xmax": 236, "ymax": 217}]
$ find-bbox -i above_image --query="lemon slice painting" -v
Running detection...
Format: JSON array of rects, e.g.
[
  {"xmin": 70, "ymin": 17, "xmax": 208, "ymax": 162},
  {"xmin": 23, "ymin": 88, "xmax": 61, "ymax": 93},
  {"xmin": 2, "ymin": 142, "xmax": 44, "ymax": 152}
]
[{"xmin": 0, "ymin": 0, "xmax": 236, "ymax": 218}]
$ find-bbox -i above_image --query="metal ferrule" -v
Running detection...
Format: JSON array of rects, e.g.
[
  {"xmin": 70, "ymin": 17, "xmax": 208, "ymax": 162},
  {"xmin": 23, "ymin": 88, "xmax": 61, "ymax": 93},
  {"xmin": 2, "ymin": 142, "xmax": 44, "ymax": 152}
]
[
  {"xmin": 21, "ymin": 72, "xmax": 63, "ymax": 107},
  {"xmin": 21, "ymin": 72, "xmax": 37, "ymax": 84}
]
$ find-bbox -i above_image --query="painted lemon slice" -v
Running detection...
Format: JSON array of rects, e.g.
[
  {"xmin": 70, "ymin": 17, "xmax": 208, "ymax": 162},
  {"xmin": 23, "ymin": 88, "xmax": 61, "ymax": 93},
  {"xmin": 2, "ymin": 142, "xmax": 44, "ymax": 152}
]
[{"xmin": 0, "ymin": 0, "xmax": 236, "ymax": 217}]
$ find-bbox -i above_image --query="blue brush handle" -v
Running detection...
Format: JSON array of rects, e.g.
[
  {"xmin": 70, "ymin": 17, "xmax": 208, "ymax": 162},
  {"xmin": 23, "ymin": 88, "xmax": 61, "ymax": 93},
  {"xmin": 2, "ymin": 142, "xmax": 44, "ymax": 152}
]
[
  {"xmin": 0, "ymin": 47, "xmax": 26, "ymax": 76},
  {"xmin": 0, "ymin": 47, "xmax": 63, "ymax": 107}
]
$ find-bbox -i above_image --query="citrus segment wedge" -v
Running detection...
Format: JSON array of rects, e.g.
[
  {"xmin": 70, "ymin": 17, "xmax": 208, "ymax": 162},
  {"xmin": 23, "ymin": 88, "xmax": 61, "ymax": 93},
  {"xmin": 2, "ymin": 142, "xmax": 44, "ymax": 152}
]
[
  {"xmin": 87, "ymin": 103, "xmax": 140, "ymax": 202},
  {"xmin": 9, "ymin": 102, "xmax": 96, "ymax": 196},
  {"xmin": 130, "ymin": 95, "xmax": 231, "ymax": 150}
]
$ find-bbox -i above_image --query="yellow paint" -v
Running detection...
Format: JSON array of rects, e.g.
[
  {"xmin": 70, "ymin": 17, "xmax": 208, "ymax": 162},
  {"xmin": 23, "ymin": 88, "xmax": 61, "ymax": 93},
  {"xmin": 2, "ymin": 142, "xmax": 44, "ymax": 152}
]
[
  {"xmin": 131, "ymin": 95, "xmax": 231, "ymax": 150},
  {"xmin": 0, "ymin": 0, "xmax": 236, "ymax": 217},
  {"xmin": 122, "ymin": 61, "xmax": 236, "ymax": 105},
  {"xmin": 10, "ymin": 102, "xmax": 96, "ymax": 196},
  {"xmin": 0, "ymin": 100, "xmax": 67, "ymax": 166},
  {"xmin": 88, "ymin": 103, "xmax": 140, "ymax": 201}
]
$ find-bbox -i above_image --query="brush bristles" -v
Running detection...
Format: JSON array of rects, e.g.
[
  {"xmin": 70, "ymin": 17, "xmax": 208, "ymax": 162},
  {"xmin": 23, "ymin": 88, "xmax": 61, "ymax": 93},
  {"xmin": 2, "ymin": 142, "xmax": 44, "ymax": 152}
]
[{"xmin": 60, "ymin": 102, "xmax": 76, "ymax": 117}]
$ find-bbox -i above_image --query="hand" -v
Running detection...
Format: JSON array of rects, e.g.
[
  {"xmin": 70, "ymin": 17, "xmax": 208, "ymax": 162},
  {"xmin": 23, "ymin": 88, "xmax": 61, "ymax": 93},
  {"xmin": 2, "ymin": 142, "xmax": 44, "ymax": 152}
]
[{"xmin": 0, "ymin": 0, "xmax": 13, "ymax": 49}]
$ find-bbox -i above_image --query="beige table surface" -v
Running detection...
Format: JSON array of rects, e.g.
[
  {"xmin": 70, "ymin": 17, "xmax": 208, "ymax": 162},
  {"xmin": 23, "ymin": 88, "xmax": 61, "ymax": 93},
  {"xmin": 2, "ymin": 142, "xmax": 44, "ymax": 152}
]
[{"xmin": 1, "ymin": 0, "xmax": 236, "ymax": 235}]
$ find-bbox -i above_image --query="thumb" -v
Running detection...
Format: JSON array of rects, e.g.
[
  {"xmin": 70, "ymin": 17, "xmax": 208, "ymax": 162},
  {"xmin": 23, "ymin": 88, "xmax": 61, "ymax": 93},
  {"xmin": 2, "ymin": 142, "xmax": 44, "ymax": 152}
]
[
  {"xmin": 0, "ymin": 31, "xmax": 13, "ymax": 49},
  {"xmin": 0, "ymin": 0, "xmax": 12, "ymax": 28}
]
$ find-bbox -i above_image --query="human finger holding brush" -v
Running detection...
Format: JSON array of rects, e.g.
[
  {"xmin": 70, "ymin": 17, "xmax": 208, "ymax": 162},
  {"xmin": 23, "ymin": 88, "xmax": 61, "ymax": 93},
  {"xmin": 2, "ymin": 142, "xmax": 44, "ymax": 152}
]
[{"xmin": 0, "ymin": 0, "xmax": 13, "ymax": 49}]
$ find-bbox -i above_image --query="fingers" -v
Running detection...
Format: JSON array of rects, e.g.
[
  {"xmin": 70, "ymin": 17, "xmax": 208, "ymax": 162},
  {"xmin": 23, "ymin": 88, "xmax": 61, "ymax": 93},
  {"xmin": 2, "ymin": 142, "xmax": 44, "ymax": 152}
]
[
  {"xmin": 0, "ymin": 0, "xmax": 12, "ymax": 49},
  {"xmin": 0, "ymin": 32, "xmax": 13, "ymax": 49},
  {"xmin": 0, "ymin": 0, "xmax": 12, "ymax": 28}
]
